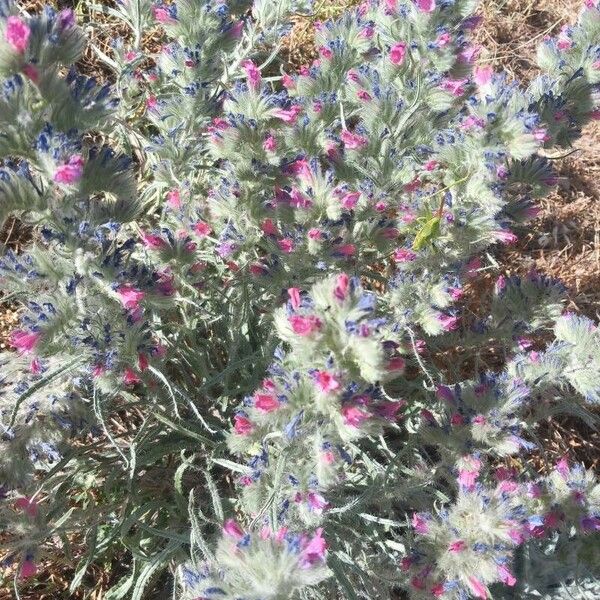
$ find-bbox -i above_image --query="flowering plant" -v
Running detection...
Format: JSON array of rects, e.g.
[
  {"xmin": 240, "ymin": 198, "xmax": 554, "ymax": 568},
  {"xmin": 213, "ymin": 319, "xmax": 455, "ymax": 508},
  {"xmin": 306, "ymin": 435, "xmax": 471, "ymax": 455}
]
[{"xmin": 1, "ymin": 0, "xmax": 600, "ymax": 598}]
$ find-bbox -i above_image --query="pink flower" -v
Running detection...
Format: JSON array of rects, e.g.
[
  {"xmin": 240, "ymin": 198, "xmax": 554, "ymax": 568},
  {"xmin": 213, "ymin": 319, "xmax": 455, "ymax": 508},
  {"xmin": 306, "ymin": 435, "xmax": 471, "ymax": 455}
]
[
  {"xmin": 498, "ymin": 565, "xmax": 517, "ymax": 587},
  {"xmin": 375, "ymin": 400, "xmax": 406, "ymax": 420},
  {"xmin": 242, "ymin": 60, "xmax": 261, "ymax": 90},
  {"xmin": 141, "ymin": 232, "xmax": 166, "ymax": 250},
  {"xmin": 138, "ymin": 353, "xmax": 149, "ymax": 372},
  {"xmin": 263, "ymin": 134, "xmax": 277, "ymax": 152},
  {"xmin": 494, "ymin": 230, "xmax": 518, "ymax": 245},
  {"xmin": 357, "ymin": 89, "xmax": 372, "ymax": 101},
  {"xmin": 341, "ymin": 405, "xmax": 370, "ymax": 427},
  {"xmin": 340, "ymin": 129, "xmax": 368, "ymax": 150},
  {"xmin": 334, "ymin": 243, "xmax": 356, "ymax": 256},
  {"xmin": 233, "ymin": 415, "xmax": 253, "ymax": 435},
  {"xmin": 468, "ymin": 577, "xmax": 488, "ymax": 599},
  {"xmin": 431, "ymin": 583, "xmax": 445, "ymax": 597},
  {"xmin": 288, "ymin": 287, "xmax": 301, "ymax": 310},
  {"xmin": 390, "ymin": 42, "xmax": 407, "ymax": 65},
  {"xmin": 261, "ymin": 218, "xmax": 279, "ymax": 236},
  {"xmin": 166, "ymin": 189, "xmax": 182, "ymax": 209},
  {"xmin": 460, "ymin": 45, "xmax": 481, "ymax": 64},
  {"xmin": 21, "ymin": 63, "xmax": 39, "ymax": 83},
  {"xmin": 10, "ymin": 330, "xmax": 40, "ymax": 354},
  {"xmin": 416, "ymin": 0, "xmax": 436, "ymax": 12},
  {"xmin": 441, "ymin": 78, "xmax": 468, "ymax": 96},
  {"xmin": 273, "ymin": 105, "xmax": 302, "ymax": 124},
  {"xmin": 308, "ymin": 228, "xmax": 323, "ymax": 240},
  {"xmin": 15, "ymin": 497, "xmax": 38, "ymax": 517},
  {"xmin": 315, "ymin": 370, "xmax": 341, "ymax": 393},
  {"xmin": 20, "ymin": 560, "xmax": 37, "ymax": 579},
  {"xmin": 123, "ymin": 367, "xmax": 141, "ymax": 386},
  {"xmin": 254, "ymin": 393, "xmax": 279, "ymax": 412},
  {"xmin": 321, "ymin": 450, "xmax": 336, "ymax": 465},
  {"xmin": 5, "ymin": 16, "xmax": 30, "ymax": 54},
  {"xmin": 319, "ymin": 45, "xmax": 333, "ymax": 59},
  {"xmin": 223, "ymin": 519, "xmax": 244, "ymax": 539},
  {"xmin": 359, "ymin": 26, "xmax": 374, "ymax": 39},
  {"xmin": 393, "ymin": 248, "xmax": 417, "ymax": 262},
  {"xmin": 282, "ymin": 73, "xmax": 295, "ymax": 89},
  {"xmin": 387, "ymin": 357, "xmax": 406, "ymax": 371},
  {"xmin": 117, "ymin": 286, "xmax": 145, "ymax": 311},
  {"xmin": 448, "ymin": 539, "xmax": 466, "ymax": 553},
  {"xmin": 533, "ymin": 127, "xmax": 550, "ymax": 143},
  {"xmin": 229, "ymin": 19, "xmax": 244, "ymax": 39},
  {"xmin": 301, "ymin": 528, "xmax": 327, "ymax": 566},
  {"xmin": 412, "ymin": 513, "xmax": 429, "ymax": 534},
  {"xmin": 289, "ymin": 315, "xmax": 322, "ymax": 336},
  {"xmin": 438, "ymin": 314, "xmax": 459, "ymax": 331},
  {"xmin": 54, "ymin": 155, "xmax": 85, "ymax": 184},
  {"xmin": 436, "ymin": 32, "xmax": 451, "ymax": 46},
  {"xmin": 465, "ymin": 257, "xmax": 482, "ymax": 278},
  {"xmin": 278, "ymin": 238, "xmax": 295, "ymax": 253},
  {"xmin": 474, "ymin": 65, "xmax": 493, "ymax": 87},
  {"xmin": 458, "ymin": 468, "xmax": 478, "ymax": 490},
  {"xmin": 340, "ymin": 191, "xmax": 360, "ymax": 209},
  {"xmin": 146, "ymin": 95, "xmax": 158, "ymax": 112},
  {"xmin": 193, "ymin": 221, "xmax": 212, "ymax": 237},
  {"xmin": 92, "ymin": 364, "xmax": 105, "ymax": 378},
  {"xmin": 334, "ymin": 273, "xmax": 350, "ymax": 301},
  {"xmin": 556, "ymin": 456, "xmax": 570, "ymax": 479},
  {"xmin": 152, "ymin": 6, "xmax": 175, "ymax": 24},
  {"xmin": 424, "ymin": 159, "xmax": 438, "ymax": 171},
  {"xmin": 307, "ymin": 492, "xmax": 329, "ymax": 514}
]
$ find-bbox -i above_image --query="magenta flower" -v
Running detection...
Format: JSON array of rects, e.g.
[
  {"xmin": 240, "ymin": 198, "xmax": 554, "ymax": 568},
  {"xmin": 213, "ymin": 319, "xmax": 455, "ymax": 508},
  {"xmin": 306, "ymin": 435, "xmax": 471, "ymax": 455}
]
[
  {"xmin": 116, "ymin": 285, "xmax": 145, "ymax": 311},
  {"xmin": 152, "ymin": 6, "xmax": 176, "ymax": 24},
  {"xmin": 438, "ymin": 314, "xmax": 460, "ymax": 331},
  {"xmin": 340, "ymin": 191, "xmax": 360, "ymax": 209},
  {"xmin": 282, "ymin": 73, "xmax": 295, "ymax": 89},
  {"xmin": 387, "ymin": 357, "xmax": 406, "ymax": 371},
  {"xmin": 233, "ymin": 414, "xmax": 253, "ymax": 435},
  {"xmin": 193, "ymin": 221, "xmax": 212, "ymax": 237},
  {"xmin": 318, "ymin": 45, "xmax": 333, "ymax": 59},
  {"xmin": 467, "ymin": 576, "xmax": 488, "ymax": 599},
  {"xmin": 357, "ymin": 89, "xmax": 372, "ymax": 101},
  {"xmin": 289, "ymin": 315, "xmax": 322, "ymax": 336},
  {"xmin": 166, "ymin": 189, "xmax": 182, "ymax": 209},
  {"xmin": 261, "ymin": 218, "xmax": 279, "ymax": 236},
  {"xmin": 19, "ymin": 560, "xmax": 37, "ymax": 580},
  {"xmin": 341, "ymin": 405, "xmax": 369, "ymax": 427},
  {"xmin": 21, "ymin": 63, "xmax": 39, "ymax": 83},
  {"xmin": 493, "ymin": 230, "xmax": 518, "ymax": 245},
  {"xmin": 333, "ymin": 273, "xmax": 349, "ymax": 301},
  {"xmin": 123, "ymin": 367, "xmax": 141, "ymax": 386},
  {"xmin": 263, "ymin": 134, "xmax": 277, "ymax": 152},
  {"xmin": 300, "ymin": 528, "xmax": 327, "ymax": 566},
  {"xmin": 5, "ymin": 16, "xmax": 30, "ymax": 54},
  {"xmin": 273, "ymin": 105, "xmax": 302, "ymax": 124},
  {"xmin": 448, "ymin": 539, "xmax": 466, "ymax": 553},
  {"xmin": 393, "ymin": 248, "xmax": 417, "ymax": 263},
  {"xmin": 242, "ymin": 60, "xmax": 261, "ymax": 90},
  {"xmin": 389, "ymin": 42, "xmax": 407, "ymax": 65},
  {"xmin": 10, "ymin": 330, "xmax": 41, "ymax": 354},
  {"xmin": 411, "ymin": 512, "xmax": 429, "ymax": 534},
  {"xmin": 223, "ymin": 519, "xmax": 244, "ymax": 539},
  {"xmin": 340, "ymin": 129, "xmax": 368, "ymax": 150},
  {"xmin": 254, "ymin": 393, "xmax": 279, "ymax": 412},
  {"xmin": 141, "ymin": 232, "xmax": 167, "ymax": 250},
  {"xmin": 334, "ymin": 243, "xmax": 356, "ymax": 256},
  {"xmin": 307, "ymin": 492, "xmax": 329, "ymax": 514},
  {"xmin": 474, "ymin": 65, "xmax": 493, "ymax": 87},
  {"xmin": 287, "ymin": 287, "xmax": 301, "ymax": 310},
  {"xmin": 54, "ymin": 155, "xmax": 85, "ymax": 185},
  {"xmin": 440, "ymin": 78, "xmax": 468, "ymax": 96},
  {"xmin": 415, "ymin": 0, "xmax": 436, "ymax": 12},
  {"xmin": 278, "ymin": 238, "xmax": 295, "ymax": 253},
  {"xmin": 314, "ymin": 370, "xmax": 341, "ymax": 393},
  {"xmin": 556, "ymin": 456, "xmax": 570, "ymax": 479},
  {"xmin": 15, "ymin": 496, "xmax": 38, "ymax": 517}
]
